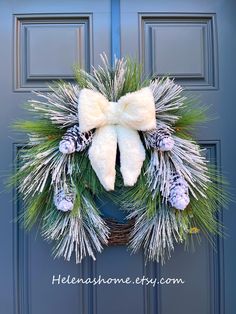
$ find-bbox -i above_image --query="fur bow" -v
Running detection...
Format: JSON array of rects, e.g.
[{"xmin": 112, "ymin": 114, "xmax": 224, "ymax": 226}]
[{"xmin": 78, "ymin": 87, "xmax": 156, "ymax": 190}]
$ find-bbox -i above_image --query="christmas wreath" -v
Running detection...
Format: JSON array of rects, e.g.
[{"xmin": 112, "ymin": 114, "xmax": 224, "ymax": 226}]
[{"xmin": 12, "ymin": 54, "xmax": 227, "ymax": 264}]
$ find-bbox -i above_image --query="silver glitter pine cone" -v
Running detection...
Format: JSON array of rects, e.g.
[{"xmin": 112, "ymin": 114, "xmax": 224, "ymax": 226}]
[
  {"xmin": 59, "ymin": 124, "xmax": 93, "ymax": 154},
  {"xmin": 144, "ymin": 127, "xmax": 174, "ymax": 151},
  {"xmin": 54, "ymin": 188, "xmax": 75, "ymax": 212},
  {"xmin": 168, "ymin": 174, "xmax": 190, "ymax": 210}
]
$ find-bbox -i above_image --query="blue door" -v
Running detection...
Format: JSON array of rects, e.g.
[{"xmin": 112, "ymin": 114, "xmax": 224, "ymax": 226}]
[{"xmin": 0, "ymin": 0, "xmax": 235, "ymax": 313}]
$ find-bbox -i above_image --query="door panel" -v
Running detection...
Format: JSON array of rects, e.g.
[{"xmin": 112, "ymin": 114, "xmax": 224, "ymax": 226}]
[
  {"xmin": 139, "ymin": 13, "xmax": 218, "ymax": 90},
  {"xmin": 121, "ymin": 1, "xmax": 235, "ymax": 314},
  {"xmin": 0, "ymin": 1, "xmax": 111, "ymax": 314},
  {"xmin": 14, "ymin": 14, "xmax": 92, "ymax": 91},
  {"xmin": 0, "ymin": 1, "xmax": 236, "ymax": 314}
]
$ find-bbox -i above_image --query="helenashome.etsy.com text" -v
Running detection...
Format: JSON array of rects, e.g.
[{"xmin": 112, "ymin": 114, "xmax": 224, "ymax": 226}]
[{"xmin": 51, "ymin": 275, "xmax": 185, "ymax": 287}]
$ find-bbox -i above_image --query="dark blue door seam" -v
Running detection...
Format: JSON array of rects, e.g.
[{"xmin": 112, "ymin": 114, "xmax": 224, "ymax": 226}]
[{"xmin": 111, "ymin": 0, "xmax": 121, "ymax": 63}]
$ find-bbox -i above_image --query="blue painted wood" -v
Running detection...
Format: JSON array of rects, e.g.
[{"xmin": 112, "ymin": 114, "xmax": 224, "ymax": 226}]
[{"xmin": 121, "ymin": 1, "xmax": 236, "ymax": 312}]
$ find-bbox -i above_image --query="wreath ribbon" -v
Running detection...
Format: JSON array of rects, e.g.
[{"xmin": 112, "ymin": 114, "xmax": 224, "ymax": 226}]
[{"xmin": 78, "ymin": 87, "xmax": 156, "ymax": 190}]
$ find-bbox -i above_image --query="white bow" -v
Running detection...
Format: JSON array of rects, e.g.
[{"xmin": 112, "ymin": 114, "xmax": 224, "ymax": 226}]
[{"xmin": 78, "ymin": 87, "xmax": 156, "ymax": 191}]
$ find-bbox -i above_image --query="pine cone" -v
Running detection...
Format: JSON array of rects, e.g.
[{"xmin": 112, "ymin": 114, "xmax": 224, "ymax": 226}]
[
  {"xmin": 168, "ymin": 174, "xmax": 190, "ymax": 210},
  {"xmin": 59, "ymin": 125, "xmax": 93, "ymax": 154},
  {"xmin": 54, "ymin": 188, "xmax": 75, "ymax": 212},
  {"xmin": 144, "ymin": 128, "xmax": 174, "ymax": 151}
]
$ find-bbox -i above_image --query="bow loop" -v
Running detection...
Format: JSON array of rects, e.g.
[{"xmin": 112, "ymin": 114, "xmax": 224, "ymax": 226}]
[
  {"xmin": 117, "ymin": 87, "xmax": 156, "ymax": 130},
  {"xmin": 78, "ymin": 89, "xmax": 110, "ymax": 132}
]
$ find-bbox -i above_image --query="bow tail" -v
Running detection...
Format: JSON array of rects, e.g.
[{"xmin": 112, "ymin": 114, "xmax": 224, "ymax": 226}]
[
  {"xmin": 116, "ymin": 125, "xmax": 146, "ymax": 187},
  {"xmin": 88, "ymin": 125, "xmax": 117, "ymax": 191}
]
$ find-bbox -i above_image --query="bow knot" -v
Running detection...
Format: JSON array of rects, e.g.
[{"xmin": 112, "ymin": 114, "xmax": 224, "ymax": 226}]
[
  {"xmin": 78, "ymin": 87, "xmax": 156, "ymax": 190},
  {"xmin": 105, "ymin": 101, "xmax": 121, "ymax": 125}
]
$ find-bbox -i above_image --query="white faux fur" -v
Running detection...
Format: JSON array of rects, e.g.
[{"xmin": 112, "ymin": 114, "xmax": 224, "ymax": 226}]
[
  {"xmin": 78, "ymin": 89, "xmax": 109, "ymax": 132},
  {"xmin": 116, "ymin": 125, "xmax": 145, "ymax": 186},
  {"xmin": 117, "ymin": 87, "xmax": 156, "ymax": 130},
  {"xmin": 78, "ymin": 87, "xmax": 156, "ymax": 190},
  {"xmin": 89, "ymin": 125, "xmax": 117, "ymax": 191},
  {"xmin": 78, "ymin": 87, "xmax": 156, "ymax": 132}
]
